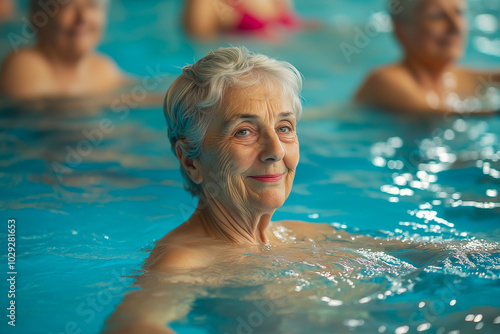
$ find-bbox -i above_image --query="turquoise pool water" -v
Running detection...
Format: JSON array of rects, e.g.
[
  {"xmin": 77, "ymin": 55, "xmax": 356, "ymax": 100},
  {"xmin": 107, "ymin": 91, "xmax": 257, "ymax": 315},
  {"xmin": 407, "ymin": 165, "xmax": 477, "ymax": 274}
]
[{"xmin": 1, "ymin": 1, "xmax": 500, "ymax": 333}]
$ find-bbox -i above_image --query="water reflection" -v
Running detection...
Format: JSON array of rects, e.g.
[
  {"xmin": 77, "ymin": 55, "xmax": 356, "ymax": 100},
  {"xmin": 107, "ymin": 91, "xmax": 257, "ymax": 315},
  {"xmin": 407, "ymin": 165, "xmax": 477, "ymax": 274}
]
[{"xmin": 371, "ymin": 115, "xmax": 500, "ymax": 241}]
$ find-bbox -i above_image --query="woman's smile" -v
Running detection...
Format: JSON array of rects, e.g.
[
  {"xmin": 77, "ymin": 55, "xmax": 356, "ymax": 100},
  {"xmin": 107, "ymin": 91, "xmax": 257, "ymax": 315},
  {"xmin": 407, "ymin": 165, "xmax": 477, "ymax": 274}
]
[{"xmin": 249, "ymin": 173, "xmax": 284, "ymax": 183}]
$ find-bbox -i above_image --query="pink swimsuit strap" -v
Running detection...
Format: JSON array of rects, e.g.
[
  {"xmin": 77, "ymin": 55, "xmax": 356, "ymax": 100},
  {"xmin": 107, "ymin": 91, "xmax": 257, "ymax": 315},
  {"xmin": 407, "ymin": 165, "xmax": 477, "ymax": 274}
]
[{"xmin": 233, "ymin": 2, "xmax": 300, "ymax": 31}]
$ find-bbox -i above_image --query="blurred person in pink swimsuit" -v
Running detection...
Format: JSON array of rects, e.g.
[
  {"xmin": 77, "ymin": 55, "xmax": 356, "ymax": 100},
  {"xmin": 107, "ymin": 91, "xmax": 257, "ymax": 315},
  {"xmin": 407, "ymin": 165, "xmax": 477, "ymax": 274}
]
[{"xmin": 183, "ymin": 0, "xmax": 305, "ymax": 39}]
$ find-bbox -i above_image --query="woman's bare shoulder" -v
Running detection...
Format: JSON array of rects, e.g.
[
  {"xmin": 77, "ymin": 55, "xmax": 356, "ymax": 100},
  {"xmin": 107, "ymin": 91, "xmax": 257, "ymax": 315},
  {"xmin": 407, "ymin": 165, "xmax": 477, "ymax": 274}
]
[
  {"xmin": 146, "ymin": 244, "xmax": 207, "ymax": 272},
  {"xmin": 0, "ymin": 49, "xmax": 52, "ymax": 98},
  {"xmin": 89, "ymin": 53, "xmax": 121, "ymax": 73},
  {"xmin": 144, "ymin": 240, "xmax": 214, "ymax": 273},
  {"xmin": 0, "ymin": 49, "xmax": 49, "ymax": 77},
  {"xmin": 273, "ymin": 220, "xmax": 336, "ymax": 238},
  {"xmin": 143, "ymin": 224, "xmax": 217, "ymax": 272},
  {"xmin": 88, "ymin": 53, "xmax": 128, "ymax": 85},
  {"xmin": 355, "ymin": 63, "xmax": 412, "ymax": 101}
]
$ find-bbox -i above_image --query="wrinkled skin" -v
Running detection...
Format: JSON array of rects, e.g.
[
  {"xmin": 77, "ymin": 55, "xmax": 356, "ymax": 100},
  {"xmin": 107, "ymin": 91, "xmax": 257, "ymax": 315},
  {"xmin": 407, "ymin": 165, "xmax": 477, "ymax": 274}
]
[{"xmin": 176, "ymin": 82, "xmax": 300, "ymax": 245}]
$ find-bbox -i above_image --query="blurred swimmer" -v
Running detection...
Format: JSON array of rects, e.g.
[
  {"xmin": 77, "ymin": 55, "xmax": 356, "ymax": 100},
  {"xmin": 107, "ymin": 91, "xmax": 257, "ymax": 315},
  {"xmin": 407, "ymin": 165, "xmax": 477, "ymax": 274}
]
[
  {"xmin": 0, "ymin": 0, "xmax": 14, "ymax": 21},
  {"xmin": 0, "ymin": 0, "xmax": 127, "ymax": 100},
  {"xmin": 183, "ymin": 0, "xmax": 305, "ymax": 39},
  {"xmin": 355, "ymin": 0, "xmax": 500, "ymax": 114}
]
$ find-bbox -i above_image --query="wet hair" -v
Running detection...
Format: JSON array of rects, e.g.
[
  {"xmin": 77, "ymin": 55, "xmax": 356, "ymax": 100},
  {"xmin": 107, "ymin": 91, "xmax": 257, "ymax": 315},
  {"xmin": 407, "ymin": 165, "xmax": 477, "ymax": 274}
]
[
  {"xmin": 164, "ymin": 46, "xmax": 303, "ymax": 197},
  {"xmin": 388, "ymin": 0, "xmax": 420, "ymax": 22}
]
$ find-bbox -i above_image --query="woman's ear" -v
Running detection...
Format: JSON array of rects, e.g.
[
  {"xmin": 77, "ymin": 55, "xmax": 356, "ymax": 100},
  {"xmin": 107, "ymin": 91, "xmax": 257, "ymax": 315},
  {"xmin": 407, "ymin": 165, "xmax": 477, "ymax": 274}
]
[{"xmin": 175, "ymin": 141, "xmax": 204, "ymax": 184}]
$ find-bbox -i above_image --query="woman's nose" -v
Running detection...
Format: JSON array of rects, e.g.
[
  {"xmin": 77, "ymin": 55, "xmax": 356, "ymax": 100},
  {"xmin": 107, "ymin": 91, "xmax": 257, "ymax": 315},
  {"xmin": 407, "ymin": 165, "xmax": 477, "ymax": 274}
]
[
  {"xmin": 73, "ymin": 2, "xmax": 88, "ymax": 23},
  {"xmin": 446, "ymin": 12, "xmax": 465, "ymax": 34},
  {"xmin": 259, "ymin": 130, "xmax": 285, "ymax": 163}
]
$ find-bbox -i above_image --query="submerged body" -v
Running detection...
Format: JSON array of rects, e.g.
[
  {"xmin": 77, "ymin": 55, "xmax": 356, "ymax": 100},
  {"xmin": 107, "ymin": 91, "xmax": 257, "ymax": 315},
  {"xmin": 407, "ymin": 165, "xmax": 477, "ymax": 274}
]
[
  {"xmin": 144, "ymin": 220, "xmax": 341, "ymax": 271},
  {"xmin": 106, "ymin": 219, "xmax": 500, "ymax": 334}
]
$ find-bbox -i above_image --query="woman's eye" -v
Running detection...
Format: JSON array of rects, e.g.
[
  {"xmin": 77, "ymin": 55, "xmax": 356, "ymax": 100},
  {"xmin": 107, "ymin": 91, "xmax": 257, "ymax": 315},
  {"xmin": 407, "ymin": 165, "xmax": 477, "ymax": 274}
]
[
  {"xmin": 236, "ymin": 129, "xmax": 251, "ymax": 136},
  {"xmin": 278, "ymin": 126, "xmax": 292, "ymax": 133},
  {"xmin": 427, "ymin": 11, "xmax": 444, "ymax": 19}
]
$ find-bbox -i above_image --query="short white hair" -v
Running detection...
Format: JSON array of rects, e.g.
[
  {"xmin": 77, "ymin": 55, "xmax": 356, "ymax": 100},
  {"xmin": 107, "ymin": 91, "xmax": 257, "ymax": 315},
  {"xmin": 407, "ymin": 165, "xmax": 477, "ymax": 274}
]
[
  {"xmin": 164, "ymin": 46, "xmax": 303, "ymax": 197},
  {"xmin": 388, "ymin": 0, "xmax": 420, "ymax": 22}
]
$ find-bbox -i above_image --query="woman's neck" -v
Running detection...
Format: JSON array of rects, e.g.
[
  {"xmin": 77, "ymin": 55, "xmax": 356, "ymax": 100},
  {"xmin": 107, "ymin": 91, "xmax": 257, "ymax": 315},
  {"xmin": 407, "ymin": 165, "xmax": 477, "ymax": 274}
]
[
  {"xmin": 402, "ymin": 54, "xmax": 453, "ymax": 92},
  {"xmin": 36, "ymin": 41, "xmax": 87, "ymax": 75},
  {"xmin": 188, "ymin": 199, "xmax": 273, "ymax": 246}
]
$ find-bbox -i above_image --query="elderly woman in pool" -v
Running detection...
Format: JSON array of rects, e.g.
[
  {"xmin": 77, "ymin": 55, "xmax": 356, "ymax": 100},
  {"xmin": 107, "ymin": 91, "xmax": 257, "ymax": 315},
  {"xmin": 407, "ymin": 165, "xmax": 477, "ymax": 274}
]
[
  {"xmin": 0, "ymin": 0, "xmax": 126, "ymax": 100},
  {"xmin": 104, "ymin": 46, "xmax": 344, "ymax": 334},
  {"xmin": 104, "ymin": 47, "xmax": 443, "ymax": 334},
  {"xmin": 355, "ymin": 0, "xmax": 500, "ymax": 114},
  {"xmin": 144, "ymin": 46, "xmax": 331, "ymax": 272}
]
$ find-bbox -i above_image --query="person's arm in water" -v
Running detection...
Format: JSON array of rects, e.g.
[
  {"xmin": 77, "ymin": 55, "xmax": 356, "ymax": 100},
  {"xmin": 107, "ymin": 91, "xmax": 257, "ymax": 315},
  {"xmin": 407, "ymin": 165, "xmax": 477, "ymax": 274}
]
[
  {"xmin": 103, "ymin": 276, "xmax": 202, "ymax": 334},
  {"xmin": 103, "ymin": 251, "xmax": 211, "ymax": 334},
  {"xmin": 290, "ymin": 220, "xmax": 461, "ymax": 255},
  {"xmin": 103, "ymin": 244, "xmax": 212, "ymax": 334}
]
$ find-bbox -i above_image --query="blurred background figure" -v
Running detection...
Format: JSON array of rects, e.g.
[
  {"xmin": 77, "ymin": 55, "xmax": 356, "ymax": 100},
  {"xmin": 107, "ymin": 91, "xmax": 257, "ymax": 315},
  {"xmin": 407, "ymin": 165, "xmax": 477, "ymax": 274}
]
[
  {"xmin": 0, "ymin": 0, "xmax": 127, "ymax": 100},
  {"xmin": 183, "ymin": 0, "xmax": 304, "ymax": 40},
  {"xmin": 355, "ymin": 0, "xmax": 500, "ymax": 114},
  {"xmin": 0, "ymin": 0, "xmax": 14, "ymax": 22}
]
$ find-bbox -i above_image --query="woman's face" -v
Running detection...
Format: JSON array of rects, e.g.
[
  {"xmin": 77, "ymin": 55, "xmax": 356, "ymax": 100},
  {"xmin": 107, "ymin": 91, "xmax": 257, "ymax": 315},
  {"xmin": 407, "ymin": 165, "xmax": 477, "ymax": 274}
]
[
  {"xmin": 39, "ymin": 0, "xmax": 106, "ymax": 57},
  {"xmin": 399, "ymin": 0, "xmax": 467, "ymax": 63},
  {"xmin": 195, "ymin": 83, "xmax": 299, "ymax": 214}
]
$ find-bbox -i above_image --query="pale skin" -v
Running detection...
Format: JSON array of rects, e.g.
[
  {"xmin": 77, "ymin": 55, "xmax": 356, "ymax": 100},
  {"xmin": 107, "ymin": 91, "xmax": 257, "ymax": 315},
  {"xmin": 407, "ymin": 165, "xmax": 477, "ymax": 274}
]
[
  {"xmin": 355, "ymin": 0, "xmax": 500, "ymax": 114},
  {"xmin": 183, "ymin": 0, "xmax": 296, "ymax": 39},
  {"xmin": 0, "ymin": 0, "xmax": 127, "ymax": 100}
]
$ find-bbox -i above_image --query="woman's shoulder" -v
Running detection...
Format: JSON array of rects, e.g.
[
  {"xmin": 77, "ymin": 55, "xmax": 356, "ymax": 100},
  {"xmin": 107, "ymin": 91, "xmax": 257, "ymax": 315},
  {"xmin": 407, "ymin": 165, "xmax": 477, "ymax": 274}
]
[
  {"xmin": 144, "ymin": 239, "xmax": 213, "ymax": 272},
  {"xmin": 88, "ymin": 53, "xmax": 127, "ymax": 84},
  {"xmin": 89, "ymin": 53, "xmax": 121, "ymax": 73},
  {"xmin": 0, "ymin": 48, "xmax": 51, "ymax": 98},
  {"xmin": 359, "ymin": 63, "xmax": 412, "ymax": 88},
  {"xmin": 143, "ymin": 224, "xmax": 217, "ymax": 272},
  {"xmin": 272, "ymin": 220, "xmax": 335, "ymax": 240},
  {"xmin": 354, "ymin": 63, "xmax": 411, "ymax": 102},
  {"xmin": 0, "ymin": 48, "xmax": 49, "ymax": 76}
]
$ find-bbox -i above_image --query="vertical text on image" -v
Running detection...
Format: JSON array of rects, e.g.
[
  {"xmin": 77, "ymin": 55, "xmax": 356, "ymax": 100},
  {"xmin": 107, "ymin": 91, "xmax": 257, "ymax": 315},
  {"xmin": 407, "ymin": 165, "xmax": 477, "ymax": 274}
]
[{"xmin": 7, "ymin": 218, "xmax": 16, "ymax": 326}]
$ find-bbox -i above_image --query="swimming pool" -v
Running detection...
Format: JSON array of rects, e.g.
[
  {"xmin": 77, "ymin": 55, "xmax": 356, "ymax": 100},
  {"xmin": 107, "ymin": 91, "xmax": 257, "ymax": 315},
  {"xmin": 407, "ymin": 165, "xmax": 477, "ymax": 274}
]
[{"xmin": 1, "ymin": 0, "xmax": 500, "ymax": 333}]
